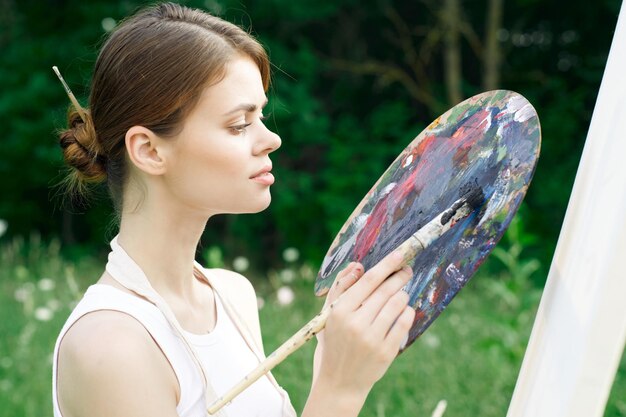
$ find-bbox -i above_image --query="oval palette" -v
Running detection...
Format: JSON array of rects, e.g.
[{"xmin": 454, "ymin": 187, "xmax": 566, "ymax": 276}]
[{"xmin": 315, "ymin": 90, "xmax": 541, "ymax": 350}]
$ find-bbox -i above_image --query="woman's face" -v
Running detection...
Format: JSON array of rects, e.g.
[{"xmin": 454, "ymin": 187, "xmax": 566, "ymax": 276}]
[{"xmin": 160, "ymin": 55, "xmax": 281, "ymax": 217}]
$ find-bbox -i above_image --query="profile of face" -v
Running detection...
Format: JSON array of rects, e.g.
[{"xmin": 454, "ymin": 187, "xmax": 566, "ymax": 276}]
[{"xmin": 128, "ymin": 55, "xmax": 281, "ymax": 218}]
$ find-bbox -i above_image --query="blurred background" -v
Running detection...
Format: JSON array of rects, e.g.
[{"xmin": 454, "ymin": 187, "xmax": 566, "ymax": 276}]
[{"xmin": 0, "ymin": 0, "xmax": 624, "ymax": 416}]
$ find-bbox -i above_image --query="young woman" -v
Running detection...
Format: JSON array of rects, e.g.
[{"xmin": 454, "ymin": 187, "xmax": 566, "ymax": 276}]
[{"xmin": 52, "ymin": 3, "xmax": 415, "ymax": 417}]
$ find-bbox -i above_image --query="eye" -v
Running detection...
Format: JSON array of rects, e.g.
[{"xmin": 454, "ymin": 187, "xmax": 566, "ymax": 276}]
[
  {"xmin": 230, "ymin": 122, "xmax": 252, "ymax": 135},
  {"xmin": 260, "ymin": 112, "xmax": 272, "ymax": 122}
]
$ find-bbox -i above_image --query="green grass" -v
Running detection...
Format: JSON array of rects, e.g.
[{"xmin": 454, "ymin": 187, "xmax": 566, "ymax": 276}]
[
  {"xmin": 0, "ymin": 235, "xmax": 624, "ymax": 416},
  {"xmin": 260, "ymin": 274, "xmax": 535, "ymax": 416}
]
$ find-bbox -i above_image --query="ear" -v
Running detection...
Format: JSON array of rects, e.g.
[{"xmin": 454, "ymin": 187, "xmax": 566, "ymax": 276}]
[{"xmin": 125, "ymin": 126, "xmax": 167, "ymax": 176}]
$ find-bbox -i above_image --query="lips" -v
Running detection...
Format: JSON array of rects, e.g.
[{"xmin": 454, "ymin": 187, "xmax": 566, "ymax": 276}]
[
  {"xmin": 250, "ymin": 164, "xmax": 275, "ymax": 185},
  {"xmin": 250, "ymin": 164, "xmax": 272, "ymax": 179}
]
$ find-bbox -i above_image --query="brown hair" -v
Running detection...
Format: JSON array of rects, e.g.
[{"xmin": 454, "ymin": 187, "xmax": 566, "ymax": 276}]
[{"xmin": 58, "ymin": 2, "xmax": 270, "ymax": 210}]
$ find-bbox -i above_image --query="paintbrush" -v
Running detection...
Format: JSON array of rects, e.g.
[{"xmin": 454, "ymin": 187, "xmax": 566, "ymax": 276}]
[
  {"xmin": 394, "ymin": 184, "xmax": 485, "ymax": 265},
  {"xmin": 207, "ymin": 185, "xmax": 485, "ymax": 414}
]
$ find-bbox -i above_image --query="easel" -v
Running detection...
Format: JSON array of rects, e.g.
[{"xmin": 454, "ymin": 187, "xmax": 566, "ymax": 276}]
[{"xmin": 507, "ymin": 2, "xmax": 626, "ymax": 416}]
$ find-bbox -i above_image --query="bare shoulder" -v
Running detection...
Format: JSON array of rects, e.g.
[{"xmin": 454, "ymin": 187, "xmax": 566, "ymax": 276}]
[
  {"xmin": 57, "ymin": 310, "xmax": 179, "ymax": 417},
  {"xmin": 207, "ymin": 268, "xmax": 257, "ymax": 299},
  {"xmin": 205, "ymin": 268, "xmax": 265, "ymax": 349}
]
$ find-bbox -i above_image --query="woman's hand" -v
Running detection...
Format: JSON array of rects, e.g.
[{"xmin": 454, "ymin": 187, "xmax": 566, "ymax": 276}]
[{"xmin": 305, "ymin": 251, "xmax": 416, "ymax": 417}]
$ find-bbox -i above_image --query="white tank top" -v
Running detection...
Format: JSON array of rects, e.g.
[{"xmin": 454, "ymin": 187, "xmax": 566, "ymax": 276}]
[{"xmin": 52, "ymin": 237, "xmax": 296, "ymax": 417}]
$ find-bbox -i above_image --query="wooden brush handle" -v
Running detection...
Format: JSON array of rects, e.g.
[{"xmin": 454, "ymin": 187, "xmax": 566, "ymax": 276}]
[{"xmin": 208, "ymin": 306, "xmax": 331, "ymax": 414}]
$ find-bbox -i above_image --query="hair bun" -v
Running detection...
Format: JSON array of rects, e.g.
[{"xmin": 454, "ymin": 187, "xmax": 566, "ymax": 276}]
[{"xmin": 59, "ymin": 109, "xmax": 107, "ymax": 183}]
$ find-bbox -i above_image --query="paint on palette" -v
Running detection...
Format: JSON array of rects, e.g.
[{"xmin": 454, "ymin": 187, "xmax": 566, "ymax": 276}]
[{"xmin": 314, "ymin": 90, "xmax": 541, "ymax": 351}]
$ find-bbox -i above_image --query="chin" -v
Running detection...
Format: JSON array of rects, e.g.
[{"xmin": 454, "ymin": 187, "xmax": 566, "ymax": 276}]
[
  {"xmin": 251, "ymin": 196, "xmax": 272, "ymax": 213},
  {"xmin": 233, "ymin": 194, "xmax": 272, "ymax": 214}
]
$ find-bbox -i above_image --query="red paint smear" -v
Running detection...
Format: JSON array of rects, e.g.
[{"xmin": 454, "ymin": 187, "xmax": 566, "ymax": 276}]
[
  {"xmin": 451, "ymin": 109, "xmax": 493, "ymax": 166},
  {"xmin": 451, "ymin": 109, "xmax": 491, "ymax": 143},
  {"xmin": 493, "ymin": 108, "xmax": 509, "ymax": 121},
  {"xmin": 353, "ymin": 165, "xmax": 420, "ymax": 261},
  {"xmin": 353, "ymin": 199, "xmax": 388, "ymax": 261},
  {"xmin": 411, "ymin": 111, "xmax": 492, "ymax": 188},
  {"xmin": 416, "ymin": 134, "xmax": 439, "ymax": 156},
  {"xmin": 410, "ymin": 137, "xmax": 449, "ymax": 188},
  {"xmin": 430, "ymin": 285, "xmax": 444, "ymax": 304},
  {"xmin": 353, "ymin": 109, "xmax": 494, "ymax": 262},
  {"xmin": 393, "ymin": 168, "xmax": 419, "ymax": 202},
  {"xmin": 413, "ymin": 309, "xmax": 426, "ymax": 324}
]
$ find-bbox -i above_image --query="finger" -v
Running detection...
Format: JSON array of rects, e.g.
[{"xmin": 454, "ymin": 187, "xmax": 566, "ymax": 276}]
[
  {"xmin": 369, "ymin": 290, "xmax": 411, "ymax": 339},
  {"xmin": 384, "ymin": 306, "xmax": 416, "ymax": 353},
  {"xmin": 333, "ymin": 262, "xmax": 364, "ymax": 293},
  {"xmin": 355, "ymin": 266, "xmax": 412, "ymax": 324},
  {"xmin": 325, "ymin": 263, "xmax": 364, "ymax": 306},
  {"xmin": 334, "ymin": 265, "xmax": 363, "ymax": 296},
  {"xmin": 336, "ymin": 262, "xmax": 358, "ymax": 282},
  {"xmin": 318, "ymin": 263, "xmax": 364, "ymax": 344},
  {"xmin": 326, "ymin": 262, "xmax": 355, "ymax": 301},
  {"xmin": 340, "ymin": 250, "xmax": 407, "ymax": 311}
]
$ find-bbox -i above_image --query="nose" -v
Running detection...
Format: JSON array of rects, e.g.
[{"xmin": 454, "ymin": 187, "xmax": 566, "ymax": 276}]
[{"xmin": 254, "ymin": 122, "xmax": 281, "ymax": 155}]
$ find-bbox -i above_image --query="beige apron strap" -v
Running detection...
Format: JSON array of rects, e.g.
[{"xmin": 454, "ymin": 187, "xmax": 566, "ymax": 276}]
[
  {"xmin": 106, "ymin": 237, "xmax": 228, "ymax": 417},
  {"xmin": 196, "ymin": 264, "xmax": 298, "ymax": 417}
]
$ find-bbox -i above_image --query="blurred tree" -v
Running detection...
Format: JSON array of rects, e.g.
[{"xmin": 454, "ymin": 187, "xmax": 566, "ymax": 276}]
[
  {"xmin": 0, "ymin": 0, "xmax": 621, "ymax": 277},
  {"xmin": 483, "ymin": 0, "xmax": 503, "ymax": 90}
]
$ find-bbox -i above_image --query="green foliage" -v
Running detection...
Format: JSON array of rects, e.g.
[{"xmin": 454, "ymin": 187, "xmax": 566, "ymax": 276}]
[
  {"xmin": 0, "ymin": 0, "xmax": 622, "ymax": 277},
  {"xmin": 606, "ymin": 351, "xmax": 626, "ymax": 417},
  {"xmin": 0, "ymin": 236, "xmax": 102, "ymax": 417},
  {"xmin": 490, "ymin": 212, "xmax": 541, "ymax": 287},
  {"xmin": 476, "ymin": 213, "xmax": 543, "ymax": 362},
  {"xmin": 204, "ymin": 245, "xmax": 226, "ymax": 269}
]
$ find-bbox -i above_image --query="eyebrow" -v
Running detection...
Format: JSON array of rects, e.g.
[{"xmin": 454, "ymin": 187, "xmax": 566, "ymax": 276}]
[{"xmin": 223, "ymin": 98, "xmax": 269, "ymax": 116}]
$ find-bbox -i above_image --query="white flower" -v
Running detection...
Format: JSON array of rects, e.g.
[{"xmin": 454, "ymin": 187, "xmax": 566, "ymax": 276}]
[
  {"xmin": 0, "ymin": 219, "xmax": 7, "ymax": 238},
  {"xmin": 282, "ymin": 247, "xmax": 300, "ymax": 263},
  {"xmin": 422, "ymin": 332, "xmax": 440, "ymax": 349},
  {"xmin": 14, "ymin": 288, "xmax": 29, "ymax": 303},
  {"xmin": 38, "ymin": 277, "xmax": 55, "ymax": 291},
  {"xmin": 279, "ymin": 269, "xmax": 295, "ymax": 283},
  {"xmin": 448, "ymin": 314, "xmax": 461, "ymax": 327},
  {"xmin": 256, "ymin": 296, "xmax": 265, "ymax": 310},
  {"xmin": 232, "ymin": 256, "xmax": 249, "ymax": 272},
  {"xmin": 47, "ymin": 299, "xmax": 61, "ymax": 311},
  {"xmin": 101, "ymin": 17, "xmax": 116, "ymax": 32},
  {"xmin": 276, "ymin": 286, "xmax": 295, "ymax": 306},
  {"xmin": 298, "ymin": 264, "xmax": 316, "ymax": 282},
  {"xmin": 14, "ymin": 282, "xmax": 34, "ymax": 303},
  {"xmin": 34, "ymin": 307, "xmax": 53, "ymax": 322}
]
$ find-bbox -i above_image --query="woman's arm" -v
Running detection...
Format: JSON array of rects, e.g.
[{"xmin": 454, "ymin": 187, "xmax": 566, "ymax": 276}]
[{"xmin": 57, "ymin": 310, "xmax": 180, "ymax": 417}]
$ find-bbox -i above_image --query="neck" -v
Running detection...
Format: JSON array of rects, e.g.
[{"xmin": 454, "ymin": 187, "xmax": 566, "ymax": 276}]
[{"xmin": 116, "ymin": 197, "xmax": 210, "ymax": 301}]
